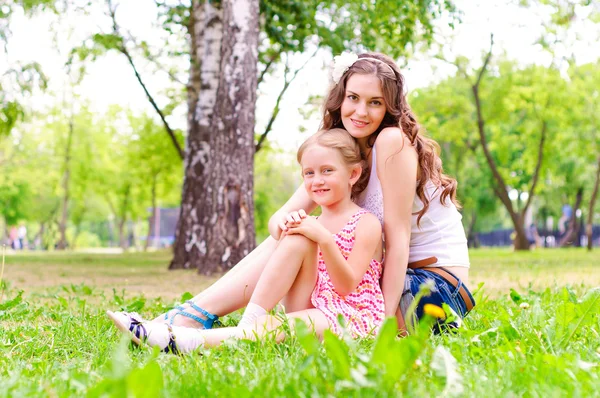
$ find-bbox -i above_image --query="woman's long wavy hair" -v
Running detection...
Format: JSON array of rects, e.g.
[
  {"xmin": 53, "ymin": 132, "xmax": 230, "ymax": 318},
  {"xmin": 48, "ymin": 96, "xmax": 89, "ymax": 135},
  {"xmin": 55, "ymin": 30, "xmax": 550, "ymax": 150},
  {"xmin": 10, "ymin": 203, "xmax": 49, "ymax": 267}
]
[{"xmin": 321, "ymin": 52, "xmax": 459, "ymax": 225}]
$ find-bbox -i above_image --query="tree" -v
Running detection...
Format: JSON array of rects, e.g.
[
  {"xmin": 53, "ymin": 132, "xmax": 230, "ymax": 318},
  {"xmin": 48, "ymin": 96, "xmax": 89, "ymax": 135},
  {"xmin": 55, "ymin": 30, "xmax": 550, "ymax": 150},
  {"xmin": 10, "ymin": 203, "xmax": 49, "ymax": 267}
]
[
  {"xmin": 566, "ymin": 62, "xmax": 600, "ymax": 250},
  {"xmin": 168, "ymin": 0, "xmax": 259, "ymax": 273},
  {"xmin": 459, "ymin": 37, "xmax": 570, "ymax": 250}
]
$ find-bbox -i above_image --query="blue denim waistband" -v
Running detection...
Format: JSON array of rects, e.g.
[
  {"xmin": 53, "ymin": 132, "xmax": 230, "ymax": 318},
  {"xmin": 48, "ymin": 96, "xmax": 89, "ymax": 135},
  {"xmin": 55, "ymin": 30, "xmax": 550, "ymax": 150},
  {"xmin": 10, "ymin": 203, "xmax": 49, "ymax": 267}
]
[{"xmin": 399, "ymin": 268, "xmax": 475, "ymax": 330}]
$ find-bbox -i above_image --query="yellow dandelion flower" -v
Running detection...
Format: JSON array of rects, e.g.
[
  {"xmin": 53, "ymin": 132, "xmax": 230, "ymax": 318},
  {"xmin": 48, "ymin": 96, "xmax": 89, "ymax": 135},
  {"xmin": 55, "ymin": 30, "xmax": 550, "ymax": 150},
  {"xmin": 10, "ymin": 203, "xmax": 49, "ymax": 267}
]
[{"xmin": 423, "ymin": 304, "xmax": 446, "ymax": 319}]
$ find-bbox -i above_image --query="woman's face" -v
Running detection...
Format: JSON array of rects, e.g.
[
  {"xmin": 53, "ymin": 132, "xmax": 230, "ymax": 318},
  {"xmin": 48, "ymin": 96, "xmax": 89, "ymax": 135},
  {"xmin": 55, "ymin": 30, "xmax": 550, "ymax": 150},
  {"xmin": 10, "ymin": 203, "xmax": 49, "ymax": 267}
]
[{"xmin": 340, "ymin": 74, "xmax": 387, "ymax": 145}]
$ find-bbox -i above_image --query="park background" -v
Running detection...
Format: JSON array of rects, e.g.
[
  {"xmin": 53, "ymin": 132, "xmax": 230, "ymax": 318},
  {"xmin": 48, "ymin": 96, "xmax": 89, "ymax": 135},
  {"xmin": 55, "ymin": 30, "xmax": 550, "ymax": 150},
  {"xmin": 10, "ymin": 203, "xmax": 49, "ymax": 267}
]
[
  {"xmin": 1, "ymin": 0, "xmax": 600, "ymax": 264},
  {"xmin": 1, "ymin": 1, "xmax": 600, "ymax": 396}
]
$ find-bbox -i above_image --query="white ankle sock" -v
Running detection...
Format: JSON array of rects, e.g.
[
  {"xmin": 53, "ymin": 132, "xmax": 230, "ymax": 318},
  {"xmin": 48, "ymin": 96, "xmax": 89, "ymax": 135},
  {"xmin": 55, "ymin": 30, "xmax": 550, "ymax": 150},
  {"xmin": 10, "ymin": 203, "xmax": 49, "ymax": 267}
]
[
  {"xmin": 143, "ymin": 323, "xmax": 205, "ymax": 354},
  {"xmin": 239, "ymin": 303, "xmax": 268, "ymax": 327}
]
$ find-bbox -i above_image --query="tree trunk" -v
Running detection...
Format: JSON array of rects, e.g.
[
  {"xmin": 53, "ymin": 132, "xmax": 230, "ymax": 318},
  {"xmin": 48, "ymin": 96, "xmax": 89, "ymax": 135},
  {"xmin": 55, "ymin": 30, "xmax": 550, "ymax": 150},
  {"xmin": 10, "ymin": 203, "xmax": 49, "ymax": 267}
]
[
  {"xmin": 170, "ymin": 0, "xmax": 259, "ymax": 274},
  {"xmin": 145, "ymin": 173, "xmax": 158, "ymax": 251},
  {"xmin": 57, "ymin": 117, "xmax": 74, "ymax": 250},
  {"xmin": 117, "ymin": 185, "xmax": 131, "ymax": 250},
  {"xmin": 512, "ymin": 215, "xmax": 531, "ymax": 250},
  {"xmin": 118, "ymin": 218, "xmax": 126, "ymax": 250},
  {"xmin": 559, "ymin": 187, "xmax": 583, "ymax": 247},
  {"xmin": 587, "ymin": 155, "xmax": 600, "ymax": 251},
  {"xmin": 35, "ymin": 222, "xmax": 44, "ymax": 250},
  {"xmin": 466, "ymin": 210, "xmax": 478, "ymax": 248}
]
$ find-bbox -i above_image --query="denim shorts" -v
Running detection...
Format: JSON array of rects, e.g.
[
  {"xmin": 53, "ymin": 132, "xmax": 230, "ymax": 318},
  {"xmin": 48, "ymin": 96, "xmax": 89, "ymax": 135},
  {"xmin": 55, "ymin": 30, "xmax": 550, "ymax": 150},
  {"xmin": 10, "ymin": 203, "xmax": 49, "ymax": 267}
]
[{"xmin": 399, "ymin": 268, "xmax": 475, "ymax": 331}]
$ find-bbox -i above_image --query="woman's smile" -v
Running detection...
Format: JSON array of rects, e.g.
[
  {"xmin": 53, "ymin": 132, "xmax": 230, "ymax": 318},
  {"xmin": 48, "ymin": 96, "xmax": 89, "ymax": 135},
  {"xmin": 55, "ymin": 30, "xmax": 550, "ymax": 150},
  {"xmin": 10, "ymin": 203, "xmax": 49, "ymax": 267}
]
[{"xmin": 341, "ymin": 74, "xmax": 387, "ymax": 140}]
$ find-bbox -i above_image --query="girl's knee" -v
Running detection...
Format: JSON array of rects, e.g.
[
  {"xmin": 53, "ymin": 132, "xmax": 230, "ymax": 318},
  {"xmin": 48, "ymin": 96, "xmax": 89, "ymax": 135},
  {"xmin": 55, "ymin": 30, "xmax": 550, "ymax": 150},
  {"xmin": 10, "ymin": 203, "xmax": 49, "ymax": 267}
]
[{"xmin": 280, "ymin": 234, "xmax": 317, "ymax": 251}]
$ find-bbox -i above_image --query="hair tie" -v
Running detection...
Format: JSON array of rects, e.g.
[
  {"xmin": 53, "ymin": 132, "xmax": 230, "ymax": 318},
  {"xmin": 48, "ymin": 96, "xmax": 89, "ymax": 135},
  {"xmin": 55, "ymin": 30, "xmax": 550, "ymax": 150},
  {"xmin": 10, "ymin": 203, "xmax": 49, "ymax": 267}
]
[{"xmin": 330, "ymin": 52, "xmax": 396, "ymax": 84}]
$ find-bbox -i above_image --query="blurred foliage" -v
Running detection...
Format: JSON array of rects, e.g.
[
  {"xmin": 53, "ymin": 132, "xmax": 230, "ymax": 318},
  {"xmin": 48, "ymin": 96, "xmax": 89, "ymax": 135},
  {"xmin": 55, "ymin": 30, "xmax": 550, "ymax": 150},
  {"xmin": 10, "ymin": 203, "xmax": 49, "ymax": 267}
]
[
  {"xmin": 254, "ymin": 146, "xmax": 301, "ymax": 241},
  {"xmin": 1, "ymin": 1, "xmax": 53, "ymax": 138},
  {"xmin": 0, "ymin": 101, "xmax": 183, "ymax": 248},
  {"xmin": 1, "ymin": 0, "xmax": 600, "ymax": 248},
  {"xmin": 411, "ymin": 58, "xmax": 600, "ymax": 233}
]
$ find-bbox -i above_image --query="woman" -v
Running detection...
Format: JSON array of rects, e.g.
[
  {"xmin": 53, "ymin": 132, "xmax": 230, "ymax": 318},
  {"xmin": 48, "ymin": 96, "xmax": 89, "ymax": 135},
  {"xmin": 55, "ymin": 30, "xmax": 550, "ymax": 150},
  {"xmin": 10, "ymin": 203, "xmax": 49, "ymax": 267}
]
[{"xmin": 141, "ymin": 52, "xmax": 474, "ymax": 333}]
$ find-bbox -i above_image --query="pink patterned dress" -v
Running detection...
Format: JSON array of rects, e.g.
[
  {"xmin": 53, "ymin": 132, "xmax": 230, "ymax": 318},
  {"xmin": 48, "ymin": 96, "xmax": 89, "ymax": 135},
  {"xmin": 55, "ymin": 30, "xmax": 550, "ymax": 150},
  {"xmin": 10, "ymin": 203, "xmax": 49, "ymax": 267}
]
[{"xmin": 310, "ymin": 209, "xmax": 385, "ymax": 338}]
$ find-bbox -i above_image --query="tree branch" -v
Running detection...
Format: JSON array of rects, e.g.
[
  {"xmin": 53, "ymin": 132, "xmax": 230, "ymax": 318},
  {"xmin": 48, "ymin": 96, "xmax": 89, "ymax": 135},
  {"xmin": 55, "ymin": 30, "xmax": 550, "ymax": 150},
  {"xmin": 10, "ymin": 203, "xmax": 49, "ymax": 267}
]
[
  {"xmin": 522, "ymin": 120, "xmax": 547, "ymax": 216},
  {"xmin": 255, "ymin": 50, "xmax": 318, "ymax": 152},
  {"xmin": 433, "ymin": 53, "xmax": 470, "ymax": 81},
  {"xmin": 475, "ymin": 33, "xmax": 494, "ymax": 89},
  {"xmin": 124, "ymin": 29, "xmax": 190, "ymax": 90},
  {"xmin": 107, "ymin": 1, "xmax": 184, "ymax": 160},
  {"xmin": 104, "ymin": 193, "xmax": 117, "ymax": 217},
  {"xmin": 472, "ymin": 34, "xmax": 515, "ymax": 216},
  {"xmin": 258, "ymin": 58, "xmax": 275, "ymax": 86}
]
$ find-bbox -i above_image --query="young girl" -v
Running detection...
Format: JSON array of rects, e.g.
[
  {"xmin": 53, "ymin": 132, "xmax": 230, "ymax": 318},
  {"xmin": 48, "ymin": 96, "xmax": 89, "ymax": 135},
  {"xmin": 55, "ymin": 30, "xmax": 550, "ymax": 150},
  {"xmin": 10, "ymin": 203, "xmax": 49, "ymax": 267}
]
[{"xmin": 108, "ymin": 128, "xmax": 384, "ymax": 352}]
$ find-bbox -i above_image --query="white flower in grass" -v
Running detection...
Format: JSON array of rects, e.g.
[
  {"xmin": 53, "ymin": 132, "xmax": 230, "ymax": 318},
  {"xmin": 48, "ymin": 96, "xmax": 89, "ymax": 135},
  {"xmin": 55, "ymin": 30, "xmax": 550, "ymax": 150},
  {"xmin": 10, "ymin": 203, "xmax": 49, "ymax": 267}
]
[
  {"xmin": 519, "ymin": 302, "xmax": 530, "ymax": 309},
  {"xmin": 331, "ymin": 52, "xmax": 358, "ymax": 84}
]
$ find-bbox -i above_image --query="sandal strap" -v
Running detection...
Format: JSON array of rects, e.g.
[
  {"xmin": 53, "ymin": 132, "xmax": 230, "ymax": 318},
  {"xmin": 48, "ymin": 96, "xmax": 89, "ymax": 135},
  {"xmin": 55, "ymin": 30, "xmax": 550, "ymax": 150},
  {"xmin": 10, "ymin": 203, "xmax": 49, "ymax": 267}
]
[
  {"xmin": 186, "ymin": 301, "xmax": 218, "ymax": 323},
  {"xmin": 163, "ymin": 324, "xmax": 179, "ymax": 355},
  {"xmin": 163, "ymin": 302, "xmax": 219, "ymax": 329},
  {"xmin": 163, "ymin": 305, "xmax": 186, "ymax": 323},
  {"xmin": 129, "ymin": 318, "xmax": 148, "ymax": 341},
  {"xmin": 129, "ymin": 317, "xmax": 179, "ymax": 354},
  {"xmin": 173, "ymin": 310, "xmax": 209, "ymax": 327}
]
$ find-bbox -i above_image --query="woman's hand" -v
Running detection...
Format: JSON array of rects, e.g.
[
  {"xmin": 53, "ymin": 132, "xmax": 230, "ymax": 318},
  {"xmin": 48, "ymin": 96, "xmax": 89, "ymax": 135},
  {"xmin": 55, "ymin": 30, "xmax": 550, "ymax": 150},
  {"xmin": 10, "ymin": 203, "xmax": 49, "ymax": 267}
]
[
  {"xmin": 269, "ymin": 209, "xmax": 307, "ymax": 239},
  {"xmin": 285, "ymin": 216, "xmax": 330, "ymax": 244},
  {"xmin": 280, "ymin": 209, "xmax": 308, "ymax": 231}
]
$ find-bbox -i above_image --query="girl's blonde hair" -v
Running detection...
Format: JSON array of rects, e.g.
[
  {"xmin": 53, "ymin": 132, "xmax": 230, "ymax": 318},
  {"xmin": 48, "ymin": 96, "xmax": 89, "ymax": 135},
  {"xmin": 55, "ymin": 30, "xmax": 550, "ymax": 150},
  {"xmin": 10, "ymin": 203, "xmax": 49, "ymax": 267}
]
[
  {"xmin": 321, "ymin": 52, "xmax": 460, "ymax": 225},
  {"xmin": 297, "ymin": 128, "xmax": 367, "ymax": 200}
]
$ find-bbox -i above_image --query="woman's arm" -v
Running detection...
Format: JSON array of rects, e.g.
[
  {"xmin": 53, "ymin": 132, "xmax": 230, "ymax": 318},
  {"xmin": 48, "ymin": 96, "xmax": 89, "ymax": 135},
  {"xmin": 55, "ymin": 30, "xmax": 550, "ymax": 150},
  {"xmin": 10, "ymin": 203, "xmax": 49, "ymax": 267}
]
[
  {"xmin": 268, "ymin": 184, "xmax": 317, "ymax": 240},
  {"xmin": 319, "ymin": 213, "xmax": 382, "ymax": 296},
  {"xmin": 376, "ymin": 128, "xmax": 418, "ymax": 322}
]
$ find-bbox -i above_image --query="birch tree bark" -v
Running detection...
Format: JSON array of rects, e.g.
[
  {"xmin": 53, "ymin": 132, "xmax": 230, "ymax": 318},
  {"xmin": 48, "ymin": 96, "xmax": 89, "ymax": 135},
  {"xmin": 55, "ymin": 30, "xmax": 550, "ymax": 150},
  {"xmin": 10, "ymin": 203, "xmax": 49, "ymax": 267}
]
[{"xmin": 170, "ymin": 0, "xmax": 259, "ymax": 274}]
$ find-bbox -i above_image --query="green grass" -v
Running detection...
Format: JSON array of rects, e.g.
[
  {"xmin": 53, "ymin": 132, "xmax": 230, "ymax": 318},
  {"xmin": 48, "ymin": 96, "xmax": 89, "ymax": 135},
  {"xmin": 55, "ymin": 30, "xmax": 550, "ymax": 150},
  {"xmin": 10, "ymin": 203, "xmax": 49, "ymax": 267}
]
[{"xmin": 1, "ymin": 248, "xmax": 599, "ymax": 397}]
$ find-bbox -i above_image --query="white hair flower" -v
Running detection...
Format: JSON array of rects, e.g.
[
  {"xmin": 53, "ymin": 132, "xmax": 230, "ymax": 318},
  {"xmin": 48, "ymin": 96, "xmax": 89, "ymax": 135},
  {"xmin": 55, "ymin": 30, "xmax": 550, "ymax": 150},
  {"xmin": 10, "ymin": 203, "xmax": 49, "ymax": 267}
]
[{"xmin": 331, "ymin": 52, "xmax": 358, "ymax": 84}]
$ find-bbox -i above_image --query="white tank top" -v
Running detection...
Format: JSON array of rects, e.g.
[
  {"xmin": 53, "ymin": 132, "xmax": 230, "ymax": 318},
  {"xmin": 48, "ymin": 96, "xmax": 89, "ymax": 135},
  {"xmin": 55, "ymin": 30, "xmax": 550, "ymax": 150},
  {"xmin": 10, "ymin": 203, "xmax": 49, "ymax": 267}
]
[{"xmin": 355, "ymin": 146, "xmax": 470, "ymax": 268}]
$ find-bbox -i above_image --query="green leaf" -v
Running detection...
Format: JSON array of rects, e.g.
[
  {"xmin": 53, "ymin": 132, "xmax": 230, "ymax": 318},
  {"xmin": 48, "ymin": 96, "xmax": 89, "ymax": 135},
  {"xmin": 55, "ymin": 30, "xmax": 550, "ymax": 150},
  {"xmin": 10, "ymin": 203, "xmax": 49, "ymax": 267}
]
[
  {"xmin": 323, "ymin": 329, "xmax": 351, "ymax": 379},
  {"xmin": 558, "ymin": 288, "xmax": 600, "ymax": 348},
  {"xmin": 56, "ymin": 296, "xmax": 68, "ymax": 308},
  {"xmin": 293, "ymin": 318, "xmax": 320, "ymax": 356},
  {"xmin": 127, "ymin": 360, "xmax": 164, "ymax": 398},
  {"xmin": 125, "ymin": 298, "xmax": 146, "ymax": 313},
  {"xmin": 509, "ymin": 288, "xmax": 522, "ymax": 304},
  {"xmin": 371, "ymin": 317, "xmax": 398, "ymax": 365},
  {"xmin": 0, "ymin": 290, "xmax": 23, "ymax": 311},
  {"xmin": 181, "ymin": 292, "xmax": 193, "ymax": 302},
  {"xmin": 430, "ymin": 345, "xmax": 464, "ymax": 397}
]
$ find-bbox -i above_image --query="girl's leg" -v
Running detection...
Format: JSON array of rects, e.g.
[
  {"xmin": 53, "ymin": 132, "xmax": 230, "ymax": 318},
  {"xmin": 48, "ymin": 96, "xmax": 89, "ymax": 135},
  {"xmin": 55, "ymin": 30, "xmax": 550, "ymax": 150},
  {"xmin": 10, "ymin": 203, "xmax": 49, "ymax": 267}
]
[
  {"xmin": 238, "ymin": 234, "xmax": 318, "ymax": 326},
  {"xmin": 154, "ymin": 237, "xmax": 279, "ymax": 327},
  {"xmin": 199, "ymin": 308, "xmax": 330, "ymax": 348},
  {"xmin": 249, "ymin": 234, "xmax": 318, "ymax": 312}
]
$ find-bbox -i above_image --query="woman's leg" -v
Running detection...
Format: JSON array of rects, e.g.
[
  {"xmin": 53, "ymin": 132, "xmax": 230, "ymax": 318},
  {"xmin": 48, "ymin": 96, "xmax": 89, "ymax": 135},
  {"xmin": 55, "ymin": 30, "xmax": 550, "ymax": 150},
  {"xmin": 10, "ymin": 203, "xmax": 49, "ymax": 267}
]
[
  {"xmin": 134, "ymin": 236, "xmax": 322, "ymax": 352},
  {"xmin": 154, "ymin": 237, "xmax": 279, "ymax": 327},
  {"xmin": 199, "ymin": 308, "xmax": 330, "ymax": 348}
]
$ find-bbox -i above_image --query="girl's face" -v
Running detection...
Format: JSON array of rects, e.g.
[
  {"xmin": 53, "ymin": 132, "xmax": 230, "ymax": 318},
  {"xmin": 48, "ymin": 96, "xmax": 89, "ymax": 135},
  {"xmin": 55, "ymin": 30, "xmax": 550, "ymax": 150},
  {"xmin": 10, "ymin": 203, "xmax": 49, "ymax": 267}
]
[
  {"xmin": 300, "ymin": 145, "xmax": 360, "ymax": 207},
  {"xmin": 340, "ymin": 74, "xmax": 387, "ymax": 145}
]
